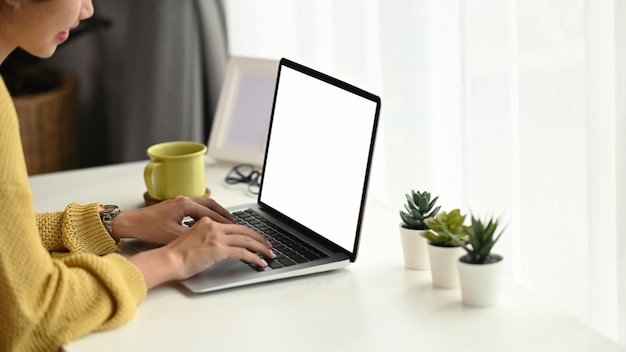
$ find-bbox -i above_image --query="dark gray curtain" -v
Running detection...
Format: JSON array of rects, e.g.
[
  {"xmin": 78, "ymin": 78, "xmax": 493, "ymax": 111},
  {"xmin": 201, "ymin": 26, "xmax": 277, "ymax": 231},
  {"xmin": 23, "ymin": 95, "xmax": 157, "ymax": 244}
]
[{"xmin": 42, "ymin": 0, "xmax": 228, "ymax": 167}]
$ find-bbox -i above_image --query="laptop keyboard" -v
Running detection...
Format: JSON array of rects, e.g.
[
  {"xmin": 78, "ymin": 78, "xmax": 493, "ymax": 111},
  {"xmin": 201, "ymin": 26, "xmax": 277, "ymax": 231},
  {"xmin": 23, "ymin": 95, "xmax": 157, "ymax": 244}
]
[{"xmin": 232, "ymin": 209, "xmax": 329, "ymax": 271}]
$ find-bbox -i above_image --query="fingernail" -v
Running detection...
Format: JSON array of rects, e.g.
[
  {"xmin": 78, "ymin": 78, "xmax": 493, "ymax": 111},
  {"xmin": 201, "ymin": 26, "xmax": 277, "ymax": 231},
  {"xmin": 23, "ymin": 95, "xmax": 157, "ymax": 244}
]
[
  {"xmin": 261, "ymin": 259, "xmax": 269, "ymax": 268},
  {"xmin": 270, "ymin": 250, "xmax": 277, "ymax": 259}
]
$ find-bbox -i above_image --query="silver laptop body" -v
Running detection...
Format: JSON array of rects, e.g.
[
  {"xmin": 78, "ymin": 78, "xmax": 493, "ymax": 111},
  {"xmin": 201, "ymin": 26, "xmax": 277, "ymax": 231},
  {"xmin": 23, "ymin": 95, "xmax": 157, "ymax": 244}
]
[{"xmin": 130, "ymin": 58, "xmax": 381, "ymax": 293}]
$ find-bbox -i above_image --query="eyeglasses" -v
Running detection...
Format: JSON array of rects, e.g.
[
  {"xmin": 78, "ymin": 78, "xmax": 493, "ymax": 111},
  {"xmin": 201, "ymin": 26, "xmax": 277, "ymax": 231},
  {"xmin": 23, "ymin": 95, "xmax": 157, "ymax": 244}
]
[{"xmin": 225, "ymin": 164, "xmax": 262, "ymax": 195}]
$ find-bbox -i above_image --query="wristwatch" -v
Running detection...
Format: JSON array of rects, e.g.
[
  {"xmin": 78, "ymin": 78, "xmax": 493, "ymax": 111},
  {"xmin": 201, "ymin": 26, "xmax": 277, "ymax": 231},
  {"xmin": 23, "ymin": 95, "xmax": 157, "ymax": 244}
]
[{"xmin": 99, "ymin": 204, "xmax": 120, "ymax": 238}]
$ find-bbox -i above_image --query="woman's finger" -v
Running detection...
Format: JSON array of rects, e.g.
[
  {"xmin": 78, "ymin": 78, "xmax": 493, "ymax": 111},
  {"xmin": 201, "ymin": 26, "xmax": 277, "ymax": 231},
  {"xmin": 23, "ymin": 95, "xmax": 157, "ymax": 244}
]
[
  {"xmin": 190, "ymin": 197, "xmax": 235, "ymax": 223},
  {"xmin": 226, "ymin": 245, "xmax": 270, "ymax": 269},
  {"xmin": 223, "ymin": 223, "xmax": 268, "ymax": 243},
  {"xmin": 222, "ymin": 233, "xmax": 275, "ymax": 261}
]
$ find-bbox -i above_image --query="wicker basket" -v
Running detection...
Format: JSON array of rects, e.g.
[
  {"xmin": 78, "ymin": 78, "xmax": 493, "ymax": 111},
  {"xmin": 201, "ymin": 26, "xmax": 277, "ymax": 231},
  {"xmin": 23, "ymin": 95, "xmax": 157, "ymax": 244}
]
[{"xmin": 14, "ymin": 71, "xmax": 78, "ymax": 175}]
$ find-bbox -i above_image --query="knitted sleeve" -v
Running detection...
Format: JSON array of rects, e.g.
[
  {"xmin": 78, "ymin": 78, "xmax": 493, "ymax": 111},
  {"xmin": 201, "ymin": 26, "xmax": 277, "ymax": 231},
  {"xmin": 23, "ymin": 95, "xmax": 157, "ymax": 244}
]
[
  {"xmin": 0, "ymin": 78, "xmax": 147, "ymax": 352},
  {"xmin": 36, "ymin": 203, "xmax": 118, "ymax": 255}
]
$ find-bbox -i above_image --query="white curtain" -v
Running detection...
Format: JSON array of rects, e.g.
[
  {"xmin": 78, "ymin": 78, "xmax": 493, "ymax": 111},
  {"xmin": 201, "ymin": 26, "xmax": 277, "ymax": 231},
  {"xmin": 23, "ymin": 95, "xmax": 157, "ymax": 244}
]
[{"xmin": 224, "ymin": 0, "xmax": 625, "ymax": 345}]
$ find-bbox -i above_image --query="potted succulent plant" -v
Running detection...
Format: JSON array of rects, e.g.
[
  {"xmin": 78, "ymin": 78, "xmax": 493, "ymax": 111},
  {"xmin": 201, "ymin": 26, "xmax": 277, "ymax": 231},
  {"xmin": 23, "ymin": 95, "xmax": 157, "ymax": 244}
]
[
  {"xmin": 398, "ymin": 190, "xmax": 441, "ymax": 270},
  {"xmin": 452, "ymin": 215, "xmax": 505, "ymax": 306},
  {"xmin": 423, "ymin": 209, "xmax": 468, "ymax": 288}
]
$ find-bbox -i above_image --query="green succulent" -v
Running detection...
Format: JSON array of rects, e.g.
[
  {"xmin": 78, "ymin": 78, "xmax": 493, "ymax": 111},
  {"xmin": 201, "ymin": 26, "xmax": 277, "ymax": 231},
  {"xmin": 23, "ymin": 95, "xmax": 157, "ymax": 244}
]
[
  {"xmin": 423, "ymin": 209, "xmax": 469, "ymax": 247},
  {"xmin": 452, "ymin": 215, "xmax": 504, "ymax": 264},
  {"xmin": 399, "ymin": 190, "xmax": 441, "ymax": 230}
]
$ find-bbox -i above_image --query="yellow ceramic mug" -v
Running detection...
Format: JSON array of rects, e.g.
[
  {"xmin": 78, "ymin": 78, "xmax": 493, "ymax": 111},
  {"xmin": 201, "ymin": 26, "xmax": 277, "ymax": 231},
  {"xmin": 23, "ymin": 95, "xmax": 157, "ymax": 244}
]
[{"xmin": 144, "ymin": 141, "xmax": 207, "ymax": 201}]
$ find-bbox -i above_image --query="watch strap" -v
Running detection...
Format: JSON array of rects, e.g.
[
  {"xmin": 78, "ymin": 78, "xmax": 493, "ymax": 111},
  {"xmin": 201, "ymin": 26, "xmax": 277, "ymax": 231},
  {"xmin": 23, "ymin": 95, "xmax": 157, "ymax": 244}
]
[{"xmin": 99, "ymin": 204, "xmax": 120, "ymax": 238}]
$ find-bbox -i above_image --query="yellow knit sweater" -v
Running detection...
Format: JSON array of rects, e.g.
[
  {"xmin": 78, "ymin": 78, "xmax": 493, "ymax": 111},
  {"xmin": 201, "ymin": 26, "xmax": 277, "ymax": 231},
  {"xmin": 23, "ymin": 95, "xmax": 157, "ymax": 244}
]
[{"xmin": 0, "ymin": 78, "xmax": 147, "ymax": 351}]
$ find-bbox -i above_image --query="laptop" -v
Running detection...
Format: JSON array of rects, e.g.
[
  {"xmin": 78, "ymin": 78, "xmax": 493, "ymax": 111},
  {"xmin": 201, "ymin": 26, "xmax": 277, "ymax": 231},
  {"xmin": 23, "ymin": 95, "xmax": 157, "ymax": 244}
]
[{"xmin": 129, "ymin": 58, "xmax": 381, "ymax": 293}]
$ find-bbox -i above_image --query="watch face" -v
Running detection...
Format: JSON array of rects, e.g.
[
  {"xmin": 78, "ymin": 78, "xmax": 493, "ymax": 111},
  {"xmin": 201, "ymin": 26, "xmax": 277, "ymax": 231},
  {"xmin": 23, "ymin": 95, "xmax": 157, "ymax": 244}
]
[
  {"xmin": 102, "ymin": 204, "xmax": 117, "ymax": 212},
  {"xmin": 100, "ymin": 204, "xmax": 120, "ymax": 215}
]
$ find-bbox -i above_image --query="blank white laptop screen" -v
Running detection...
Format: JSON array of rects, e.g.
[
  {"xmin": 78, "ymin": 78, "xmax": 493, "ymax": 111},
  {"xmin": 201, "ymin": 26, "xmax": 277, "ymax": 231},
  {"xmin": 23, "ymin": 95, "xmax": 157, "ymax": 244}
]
[{"xmin": 259, "ymin": 64, "xmax": 379, "ymax": 254}]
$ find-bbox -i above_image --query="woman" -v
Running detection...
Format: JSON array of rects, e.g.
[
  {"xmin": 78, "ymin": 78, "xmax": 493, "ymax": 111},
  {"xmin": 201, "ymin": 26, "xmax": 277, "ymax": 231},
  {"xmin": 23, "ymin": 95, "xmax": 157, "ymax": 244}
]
[{"xmin": 0, "ymin": 0, "xmax": 274, "ymax": 350}]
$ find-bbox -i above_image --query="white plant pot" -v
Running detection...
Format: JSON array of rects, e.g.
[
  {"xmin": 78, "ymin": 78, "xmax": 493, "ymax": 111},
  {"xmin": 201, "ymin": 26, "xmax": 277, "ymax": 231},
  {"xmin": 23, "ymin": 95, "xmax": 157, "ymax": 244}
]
[
  {"xmin": 427, "ymin": 244, "xmax": 463, "ymax": 288},
  {"xmin": 458, "ymin": 255, "xmax": 504, "ymax": 307},
  {"xmin": 398, "ymin": 224, "xmax": 429, "ymax": 270}
]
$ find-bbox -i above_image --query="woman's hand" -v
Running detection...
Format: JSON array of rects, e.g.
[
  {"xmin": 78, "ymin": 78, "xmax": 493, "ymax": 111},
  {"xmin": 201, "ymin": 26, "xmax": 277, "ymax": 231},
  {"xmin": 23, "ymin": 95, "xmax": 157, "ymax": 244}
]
[
  {"xmin": 110, "ymin": 196, "xmax": 235, "ymax": 244},
  {"xmin": 128, "ymin": 216, "xmax": 275, "ymax": 289}
]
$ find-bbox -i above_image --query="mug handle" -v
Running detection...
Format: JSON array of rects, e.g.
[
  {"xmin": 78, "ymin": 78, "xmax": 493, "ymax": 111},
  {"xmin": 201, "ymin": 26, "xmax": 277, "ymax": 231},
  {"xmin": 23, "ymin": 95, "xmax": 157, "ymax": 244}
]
[{"xmin": 144, "ymin": 161, "xmax": 162, "ymax": 200}]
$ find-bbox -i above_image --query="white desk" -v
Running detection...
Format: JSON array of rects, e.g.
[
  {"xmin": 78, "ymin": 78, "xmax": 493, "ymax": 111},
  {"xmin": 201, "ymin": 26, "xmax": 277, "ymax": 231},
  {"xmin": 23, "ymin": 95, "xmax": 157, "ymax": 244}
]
[{"xmin": 29, "ymin": 160, "xmax": 625, "ymax": 352}]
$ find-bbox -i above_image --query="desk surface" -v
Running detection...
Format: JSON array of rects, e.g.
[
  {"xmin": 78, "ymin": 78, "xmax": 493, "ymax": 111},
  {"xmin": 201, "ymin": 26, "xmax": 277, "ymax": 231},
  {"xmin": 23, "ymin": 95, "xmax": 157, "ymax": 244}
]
[{"xmin": 29, "ymin": 160, "xmax": 625, "ymax": 352}]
